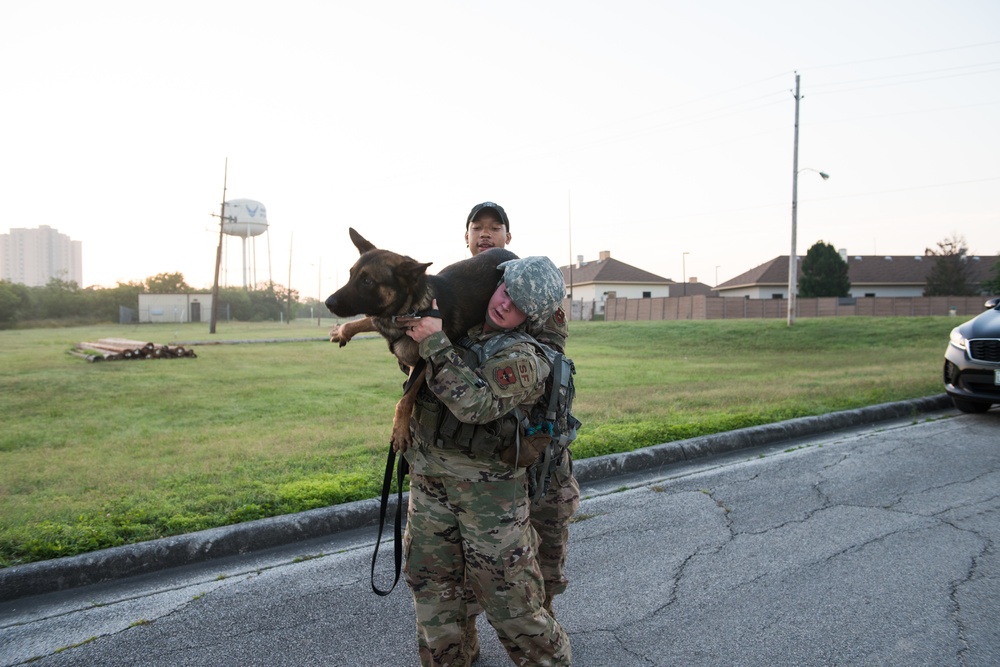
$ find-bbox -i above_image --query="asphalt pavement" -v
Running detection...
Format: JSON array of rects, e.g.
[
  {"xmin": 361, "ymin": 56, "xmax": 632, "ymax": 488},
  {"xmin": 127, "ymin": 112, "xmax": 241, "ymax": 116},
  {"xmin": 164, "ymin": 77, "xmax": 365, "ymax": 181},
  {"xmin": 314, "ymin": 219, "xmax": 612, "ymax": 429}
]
[{"xmin": 6, "ymin": 393, "xmax": 999, "ymax": 666}]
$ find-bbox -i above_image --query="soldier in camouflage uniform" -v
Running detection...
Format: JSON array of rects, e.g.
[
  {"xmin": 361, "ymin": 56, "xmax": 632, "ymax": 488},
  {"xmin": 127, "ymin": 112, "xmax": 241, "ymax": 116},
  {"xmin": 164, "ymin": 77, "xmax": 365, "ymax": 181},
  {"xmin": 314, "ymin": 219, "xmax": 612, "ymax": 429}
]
[
  {"xmin": 397, "ymin": 256, "xmax": 572, "ymax": 667},
  {"xmin": 464, "ymin": 203, "xmax": 581, "ymax": 656}
]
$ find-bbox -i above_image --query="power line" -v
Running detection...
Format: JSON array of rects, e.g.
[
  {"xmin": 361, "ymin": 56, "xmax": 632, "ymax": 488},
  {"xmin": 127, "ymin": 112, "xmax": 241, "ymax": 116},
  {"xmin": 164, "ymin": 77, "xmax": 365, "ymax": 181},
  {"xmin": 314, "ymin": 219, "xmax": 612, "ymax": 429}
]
[
  {"xmin": 575, "ymin": 176, "xmax": 1000, "ymax": 231},
  {"xmin": 808, "ymin": 65, "xmax": 1000, "ymax": 97},
  {"xmin": 809, "ymin": 60, "xmax": 1000, "ymax": 89},
  {"xmin": 798, "ymin": 40, "xmax": 1000, "ymax": 72}
]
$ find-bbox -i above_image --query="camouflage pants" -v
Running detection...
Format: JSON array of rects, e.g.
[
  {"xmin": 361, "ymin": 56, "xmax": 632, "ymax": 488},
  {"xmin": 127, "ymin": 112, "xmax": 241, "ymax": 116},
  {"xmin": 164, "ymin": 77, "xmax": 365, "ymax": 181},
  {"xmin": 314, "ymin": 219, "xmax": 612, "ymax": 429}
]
[
  {"xmin": 404, "ymin": 472, "xmax": 571, "ymax": 667},
  {"xmin": 531, "ymin": 453, "xmax": 581, "ymax": 605},
  {"xmin": 463, "ymin": 452, "xmax": 580, "ymax": 616}
]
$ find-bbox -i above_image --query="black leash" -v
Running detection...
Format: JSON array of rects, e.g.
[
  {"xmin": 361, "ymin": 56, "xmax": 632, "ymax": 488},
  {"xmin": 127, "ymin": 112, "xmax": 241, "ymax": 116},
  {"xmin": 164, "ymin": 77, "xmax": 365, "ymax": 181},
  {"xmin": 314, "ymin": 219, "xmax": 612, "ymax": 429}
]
[
  {"xmin": 371, "ymin": 314, "xmax": 436, "ymax": 596},
  {"xmin": 371, "ymin": 443, "xmax": 409, "ymax": 596}
]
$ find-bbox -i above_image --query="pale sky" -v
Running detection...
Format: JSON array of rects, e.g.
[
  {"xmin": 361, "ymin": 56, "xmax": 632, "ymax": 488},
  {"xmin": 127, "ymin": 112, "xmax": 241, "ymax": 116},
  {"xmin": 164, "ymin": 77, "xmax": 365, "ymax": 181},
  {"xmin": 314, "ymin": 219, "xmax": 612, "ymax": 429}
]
[{"xmin": 2, "ymin": 1, "xmax": 998, "ymax": 297}]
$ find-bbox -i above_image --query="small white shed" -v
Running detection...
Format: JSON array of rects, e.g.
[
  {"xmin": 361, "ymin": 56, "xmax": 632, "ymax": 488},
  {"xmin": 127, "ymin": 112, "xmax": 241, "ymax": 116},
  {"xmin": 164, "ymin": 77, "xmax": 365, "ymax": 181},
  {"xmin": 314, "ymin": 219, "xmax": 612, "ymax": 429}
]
[{"xmin": 138, "ymin": 294, "xmax": 213, "ymax": 324}]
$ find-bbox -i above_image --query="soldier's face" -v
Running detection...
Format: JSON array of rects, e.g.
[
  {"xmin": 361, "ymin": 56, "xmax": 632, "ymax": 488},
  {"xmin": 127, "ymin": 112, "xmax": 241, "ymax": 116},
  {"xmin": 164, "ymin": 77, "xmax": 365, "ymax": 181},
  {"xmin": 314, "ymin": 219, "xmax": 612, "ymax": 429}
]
[
  {"xmin": 486, "ymin": 282, "xmax": 527, "ymax": 329},
  {"xmin": 466, "ymin": 214, "xmax": 511, "ymax": 256}
]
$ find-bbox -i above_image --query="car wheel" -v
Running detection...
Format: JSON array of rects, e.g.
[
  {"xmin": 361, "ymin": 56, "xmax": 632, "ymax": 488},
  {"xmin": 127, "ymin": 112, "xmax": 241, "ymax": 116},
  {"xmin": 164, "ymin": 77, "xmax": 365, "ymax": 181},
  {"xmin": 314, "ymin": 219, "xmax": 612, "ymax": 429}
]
[{"xmin": 951, "ymin": 396, "xmax": 992, "ymax": 414}]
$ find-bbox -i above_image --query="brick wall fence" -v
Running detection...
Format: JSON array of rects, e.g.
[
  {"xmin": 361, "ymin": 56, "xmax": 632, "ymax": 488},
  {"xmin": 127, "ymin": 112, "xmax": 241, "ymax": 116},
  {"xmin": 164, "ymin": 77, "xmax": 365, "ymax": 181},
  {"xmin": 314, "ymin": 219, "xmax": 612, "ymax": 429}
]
[{"xmin": 597, "ymin": 295, "xmax": 992, "ymax": 321}]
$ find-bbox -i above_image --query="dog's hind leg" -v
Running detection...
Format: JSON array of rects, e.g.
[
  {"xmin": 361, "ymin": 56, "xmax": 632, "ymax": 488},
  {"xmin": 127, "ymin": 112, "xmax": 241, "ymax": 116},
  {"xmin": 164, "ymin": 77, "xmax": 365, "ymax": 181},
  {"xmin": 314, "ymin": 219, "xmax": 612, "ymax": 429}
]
[
  {"xmin": 329, "ymin": 316, "xmax": 377, "ymax": 346},
  {"xmin": 390, "ymin": 364, "xmax": 426, "ymax": 452}
]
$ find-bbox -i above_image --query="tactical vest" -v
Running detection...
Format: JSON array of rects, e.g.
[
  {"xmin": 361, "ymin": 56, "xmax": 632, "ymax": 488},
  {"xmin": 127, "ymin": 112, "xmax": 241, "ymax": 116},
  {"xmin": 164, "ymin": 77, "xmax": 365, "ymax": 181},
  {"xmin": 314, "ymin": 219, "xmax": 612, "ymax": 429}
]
[
  {"xmin": 412, "ymin": 330, "xmax": 579, "ymax": 469},
  {"xmin": 410, "ymin": 340, "xmax": 520, "ymax": 456}
]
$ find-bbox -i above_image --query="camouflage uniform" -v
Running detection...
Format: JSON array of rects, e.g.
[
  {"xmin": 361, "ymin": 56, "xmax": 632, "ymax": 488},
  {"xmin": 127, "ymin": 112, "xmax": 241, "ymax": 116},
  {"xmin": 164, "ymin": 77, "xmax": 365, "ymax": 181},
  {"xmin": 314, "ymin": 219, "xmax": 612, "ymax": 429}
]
[
  {"xmin": 403, "ymin": 323, "xmax": 572, "ymax": 667},
  {"xmin": 525, "ymin": 306, "xmax": 579, "ymax": 609}
]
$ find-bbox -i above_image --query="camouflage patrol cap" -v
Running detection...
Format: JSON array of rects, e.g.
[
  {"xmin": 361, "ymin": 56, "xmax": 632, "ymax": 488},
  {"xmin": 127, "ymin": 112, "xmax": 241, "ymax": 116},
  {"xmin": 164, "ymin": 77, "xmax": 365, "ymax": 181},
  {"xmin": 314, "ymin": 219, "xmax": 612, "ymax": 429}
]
[{"xmin": 498, "ymin": 256, "xmax": 566, "ymax": 323}]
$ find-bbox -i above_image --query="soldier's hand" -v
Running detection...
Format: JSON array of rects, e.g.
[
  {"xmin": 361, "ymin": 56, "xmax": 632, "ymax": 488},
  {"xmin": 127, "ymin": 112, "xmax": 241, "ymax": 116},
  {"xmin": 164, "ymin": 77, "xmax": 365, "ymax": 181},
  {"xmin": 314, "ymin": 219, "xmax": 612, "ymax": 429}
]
[{"xmin": 398, "ymin": 299, "xmax": 442, "ymax": 343}]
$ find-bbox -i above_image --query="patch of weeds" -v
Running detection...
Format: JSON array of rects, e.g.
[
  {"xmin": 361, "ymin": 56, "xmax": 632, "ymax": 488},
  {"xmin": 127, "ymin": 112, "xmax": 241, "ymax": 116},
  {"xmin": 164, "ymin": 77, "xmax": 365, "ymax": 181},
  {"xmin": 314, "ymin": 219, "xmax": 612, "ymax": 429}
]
[
  {"xmin": 129, "ymin": 619, "xmax": 152, "ymax": 628},
  {"xmin": 570, "ymin": 513, "xmax": 602, "ymax": 523},
  {"xmin": 192, "ymin": 592, "xmax": 206, "ymax": 600},
  {"xmin": 698, "ymin": 488, "xmax": 730, "ymax": 514},
  {"xmin": 650, "ymin": 485, "xmax": 666, "ymax": 493},
  {"xmin": 293, "ymin": 553, "xmax": 324, "ymax": 563},
  {"xmin": 215, "ymin": 574, "xmax": 227, "ymax": 581},
  {"xmin": 55, "ymin": 637, "xmax": 98, "ymax": 653}
]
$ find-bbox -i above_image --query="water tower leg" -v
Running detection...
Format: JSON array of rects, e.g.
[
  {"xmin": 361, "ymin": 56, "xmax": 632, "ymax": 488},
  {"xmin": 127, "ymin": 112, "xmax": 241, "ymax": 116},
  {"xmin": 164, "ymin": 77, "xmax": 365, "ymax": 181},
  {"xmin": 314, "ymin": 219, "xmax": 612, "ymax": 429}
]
[{"xmin": 241, "ymin": 236, "xmax": 248, "ymax": 289}]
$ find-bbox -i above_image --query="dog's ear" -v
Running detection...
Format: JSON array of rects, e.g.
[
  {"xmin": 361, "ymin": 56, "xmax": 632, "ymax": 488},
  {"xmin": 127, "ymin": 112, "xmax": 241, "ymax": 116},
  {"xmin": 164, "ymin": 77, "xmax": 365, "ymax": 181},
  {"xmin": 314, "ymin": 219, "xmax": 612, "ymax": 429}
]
[
  {"xmin": 397, "ymin": 258, "xmax": 433, "ymax": 278},
  {"xmin": 348, "ymin": 228, "xmax": 377, "ymax": 255}
]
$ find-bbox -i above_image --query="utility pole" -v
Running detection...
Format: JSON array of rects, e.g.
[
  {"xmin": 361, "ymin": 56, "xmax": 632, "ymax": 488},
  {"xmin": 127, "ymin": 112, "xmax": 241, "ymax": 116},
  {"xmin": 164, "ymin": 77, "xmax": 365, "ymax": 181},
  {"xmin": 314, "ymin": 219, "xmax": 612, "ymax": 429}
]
[
  {"xmin": 682, "ymin": 251, "xmax": 689, "ymax": 297},
  {"xmin": 210, "ymin": 159, "xmax": 236, "ymax": 334},
  {"xmin": 286, "ymin": 231, "xmax": 293, "ymax": 324},
  {"xmin": 788, "ymin": 73, "xmax": 801, "ymax": 327},
  {"xmin": 567, "ymin": 190, "xmax": 574, "ymax": 316}
]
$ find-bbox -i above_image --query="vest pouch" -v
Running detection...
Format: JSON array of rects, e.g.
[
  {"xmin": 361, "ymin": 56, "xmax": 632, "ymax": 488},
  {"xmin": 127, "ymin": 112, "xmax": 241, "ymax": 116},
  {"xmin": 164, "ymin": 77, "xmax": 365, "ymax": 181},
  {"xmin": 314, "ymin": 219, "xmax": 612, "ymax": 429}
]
[
  {"xmin": 412, "ymin": 394, "xmax": 443, "ymax": 445},
  {"xmin": 500, "ymin": 432, "xmax": 551, "ymax": 468},
  {"xmin": 468, "ymin": 417, "xmax": 516, "ymax": 457}
]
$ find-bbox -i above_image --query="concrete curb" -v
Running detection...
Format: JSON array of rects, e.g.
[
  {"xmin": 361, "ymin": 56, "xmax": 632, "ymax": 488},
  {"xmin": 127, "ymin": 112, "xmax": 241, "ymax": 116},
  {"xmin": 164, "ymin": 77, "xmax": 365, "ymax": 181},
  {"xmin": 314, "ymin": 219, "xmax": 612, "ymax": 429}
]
[
  {"xmin": 0, "ymin": 394, "xmax": 952, "ymax": 602},
  {"xmin": 573, "ymin": 394, "xmax": 951, "ymax": 484}
]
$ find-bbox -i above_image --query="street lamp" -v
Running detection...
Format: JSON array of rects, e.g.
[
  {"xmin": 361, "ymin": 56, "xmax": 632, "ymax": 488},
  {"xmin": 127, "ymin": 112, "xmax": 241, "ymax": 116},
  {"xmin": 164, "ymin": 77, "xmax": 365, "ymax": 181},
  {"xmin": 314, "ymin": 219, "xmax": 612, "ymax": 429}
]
[
  {"xmin": 682, "ymin": 252, "xmax": 690, "ymax": 297},
  {"xmin": 788, "ymin": 168, "xmax": 829, "ymax": 326}
]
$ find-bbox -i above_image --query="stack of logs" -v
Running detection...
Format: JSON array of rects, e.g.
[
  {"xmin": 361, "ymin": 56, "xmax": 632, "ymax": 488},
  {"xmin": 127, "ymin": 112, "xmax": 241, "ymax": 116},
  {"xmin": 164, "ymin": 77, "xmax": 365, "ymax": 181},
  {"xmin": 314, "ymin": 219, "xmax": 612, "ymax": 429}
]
[{"xmin": 70, "ymin": 338, "xmax": 197, "ymax": 362}]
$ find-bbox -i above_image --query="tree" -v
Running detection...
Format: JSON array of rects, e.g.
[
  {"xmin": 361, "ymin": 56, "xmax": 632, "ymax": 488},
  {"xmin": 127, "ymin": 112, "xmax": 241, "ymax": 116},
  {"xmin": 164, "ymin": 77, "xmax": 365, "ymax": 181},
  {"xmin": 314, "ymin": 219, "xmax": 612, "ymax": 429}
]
[
  {"xmin": 981, "ymin": 254, "xmax": 1000, "ymax": 296},
  {"xmin": 924, "ymin": 234, "xmax": 977, "ymax": 296},
  {"xmin": 33, "ymin": 278, "xmax": 87, "ymax": 319},
  {"xmin": 145, "ymin": 272, "xmax": 192, "ymax": 294},
  {"xmin": 0, "ymin": 280, "xmax": 30, "ymax": 328},
  {"xmin": 86, "ymin": 280, "xmax": 145, "ymax": 321},
  {"xmin": 798, "ymin": 241, "xmax": 850, "ymax": 298}
]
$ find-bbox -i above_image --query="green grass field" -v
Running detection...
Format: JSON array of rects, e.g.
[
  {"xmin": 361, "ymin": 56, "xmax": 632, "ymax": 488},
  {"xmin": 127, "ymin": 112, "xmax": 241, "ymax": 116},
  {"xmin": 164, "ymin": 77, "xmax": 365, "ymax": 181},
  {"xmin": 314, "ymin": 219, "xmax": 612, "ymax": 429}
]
[{"xmin": 0, "ymin": 317, "xmax": 954, "ymax": 567}]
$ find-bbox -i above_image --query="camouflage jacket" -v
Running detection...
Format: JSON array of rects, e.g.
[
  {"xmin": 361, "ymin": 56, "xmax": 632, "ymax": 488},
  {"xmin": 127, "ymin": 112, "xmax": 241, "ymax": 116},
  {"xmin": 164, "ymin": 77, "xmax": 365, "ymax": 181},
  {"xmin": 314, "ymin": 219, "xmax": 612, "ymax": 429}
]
[{"xmin": 404, "ymin": 324, "xmax": 552, "ymax": 482}]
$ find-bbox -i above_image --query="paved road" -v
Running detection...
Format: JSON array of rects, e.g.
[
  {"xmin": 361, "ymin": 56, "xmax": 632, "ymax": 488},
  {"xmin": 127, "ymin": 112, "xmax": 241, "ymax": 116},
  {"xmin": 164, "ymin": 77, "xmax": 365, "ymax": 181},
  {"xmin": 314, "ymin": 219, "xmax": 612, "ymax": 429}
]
[{"xmin": 2, "ymin": 402, "xmax": 998, "ymax": 666}]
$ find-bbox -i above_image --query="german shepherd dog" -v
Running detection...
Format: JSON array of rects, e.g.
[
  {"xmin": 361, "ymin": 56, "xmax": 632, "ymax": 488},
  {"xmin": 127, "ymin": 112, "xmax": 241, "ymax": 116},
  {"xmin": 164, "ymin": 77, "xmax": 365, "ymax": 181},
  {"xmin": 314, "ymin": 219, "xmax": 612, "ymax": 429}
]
[{"xmin": 325, "ymin": 228, "xmax": 517, "ymax": 451}]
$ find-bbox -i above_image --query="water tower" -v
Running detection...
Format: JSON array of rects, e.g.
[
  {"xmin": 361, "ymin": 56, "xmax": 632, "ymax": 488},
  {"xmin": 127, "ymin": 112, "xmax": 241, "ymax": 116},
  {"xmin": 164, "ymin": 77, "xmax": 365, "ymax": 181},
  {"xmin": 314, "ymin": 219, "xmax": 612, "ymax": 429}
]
[{"xmin": 222, "ymin": 198, "xmax": 268, "ymax": 289}]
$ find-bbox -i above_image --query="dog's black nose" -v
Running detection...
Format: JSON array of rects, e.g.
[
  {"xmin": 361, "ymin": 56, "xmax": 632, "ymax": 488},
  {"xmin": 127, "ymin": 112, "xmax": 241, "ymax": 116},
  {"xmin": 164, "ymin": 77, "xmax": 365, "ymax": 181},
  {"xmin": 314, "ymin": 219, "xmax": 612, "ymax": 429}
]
[{"xmin": 325, "ymin": 294, "xmax": 337, "ymax": 312}]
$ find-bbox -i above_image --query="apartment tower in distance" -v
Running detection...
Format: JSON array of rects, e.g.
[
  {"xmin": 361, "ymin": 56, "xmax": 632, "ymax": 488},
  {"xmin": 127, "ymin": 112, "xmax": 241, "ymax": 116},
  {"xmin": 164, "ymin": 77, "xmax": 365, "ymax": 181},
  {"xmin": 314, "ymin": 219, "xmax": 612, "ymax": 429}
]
[{"xmin": 0, "ymin": 225, "xmax": 83, "ymax": 287}]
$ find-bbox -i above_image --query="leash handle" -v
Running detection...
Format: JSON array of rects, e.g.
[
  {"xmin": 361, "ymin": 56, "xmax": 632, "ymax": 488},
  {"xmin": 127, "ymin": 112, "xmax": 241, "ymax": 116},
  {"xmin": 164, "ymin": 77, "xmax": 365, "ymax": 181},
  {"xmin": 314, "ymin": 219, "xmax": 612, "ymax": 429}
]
[{"xmin": 371, "ymin": 444, "xmax": 408, "ymax": 596}]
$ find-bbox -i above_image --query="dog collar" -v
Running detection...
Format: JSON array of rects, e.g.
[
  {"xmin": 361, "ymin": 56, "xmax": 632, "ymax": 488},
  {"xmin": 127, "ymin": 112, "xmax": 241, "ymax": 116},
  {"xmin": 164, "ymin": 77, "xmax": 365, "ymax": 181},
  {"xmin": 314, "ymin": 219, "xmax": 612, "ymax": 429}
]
[{"xmin": 393, "ymin": 306, "xmax": 442, "ymax": 322}]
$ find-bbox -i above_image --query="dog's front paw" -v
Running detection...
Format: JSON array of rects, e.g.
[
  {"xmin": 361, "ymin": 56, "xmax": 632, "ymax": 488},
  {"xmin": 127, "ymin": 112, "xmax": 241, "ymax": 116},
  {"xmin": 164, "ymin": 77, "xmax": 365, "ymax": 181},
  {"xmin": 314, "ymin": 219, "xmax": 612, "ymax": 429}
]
[
  {"xmin": 390, "ymin": 428, "xmax": 411, "ymax": 453},
  {"xmin": 329, "ymin": 324, "xmax": 352, "ymax": 346}
]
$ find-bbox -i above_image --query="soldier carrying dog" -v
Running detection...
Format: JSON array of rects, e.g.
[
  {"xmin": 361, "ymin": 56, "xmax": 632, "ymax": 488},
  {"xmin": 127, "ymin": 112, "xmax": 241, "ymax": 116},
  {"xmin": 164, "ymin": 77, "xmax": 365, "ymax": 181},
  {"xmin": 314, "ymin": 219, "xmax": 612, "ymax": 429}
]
[{"xmin": 396, "ymin": 255, "xmax": 572, "ymax": 667}]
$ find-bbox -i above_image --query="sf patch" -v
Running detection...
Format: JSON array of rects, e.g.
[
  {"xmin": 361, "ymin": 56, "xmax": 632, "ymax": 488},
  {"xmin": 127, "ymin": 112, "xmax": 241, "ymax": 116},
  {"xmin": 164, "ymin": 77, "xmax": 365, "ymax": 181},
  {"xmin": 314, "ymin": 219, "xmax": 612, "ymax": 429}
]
[
  {"xmin": 516, "ymin": 360, "xmax": 533, "ymax": 386},
  {"xmin": 483, "ymin": 353, "xmax": 539, "ymax": 394}
]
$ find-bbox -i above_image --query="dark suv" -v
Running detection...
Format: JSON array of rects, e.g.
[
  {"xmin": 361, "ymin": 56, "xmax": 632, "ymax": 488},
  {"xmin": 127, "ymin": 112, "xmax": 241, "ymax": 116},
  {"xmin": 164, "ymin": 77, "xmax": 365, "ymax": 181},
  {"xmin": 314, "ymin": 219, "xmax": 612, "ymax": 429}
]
[{"xmin": 943, "ymin": 297, "xmax": 1000, "ymax": 413}]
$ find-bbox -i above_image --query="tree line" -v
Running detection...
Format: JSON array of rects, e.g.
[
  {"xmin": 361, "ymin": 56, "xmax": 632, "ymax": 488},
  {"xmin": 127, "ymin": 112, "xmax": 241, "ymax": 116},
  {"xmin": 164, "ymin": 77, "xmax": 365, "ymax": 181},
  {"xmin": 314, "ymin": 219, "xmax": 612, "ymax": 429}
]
[
  {"xmin": 0, "ymin": 271, "xmax": 329, "ymax": 329},
  {"xmin": 3, "ymin": 236, "xmax": 998, "ymax": 328},
  {"xmin": 798, "ymin": 235, "xmax": 1000, "ymax": 299}
]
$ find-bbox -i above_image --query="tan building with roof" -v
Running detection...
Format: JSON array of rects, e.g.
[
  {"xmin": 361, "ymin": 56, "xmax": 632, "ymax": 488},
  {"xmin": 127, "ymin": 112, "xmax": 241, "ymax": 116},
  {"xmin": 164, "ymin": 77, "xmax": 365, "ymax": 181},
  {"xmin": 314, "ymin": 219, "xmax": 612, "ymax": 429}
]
[
  {"xmin": 715, "ymin": 253, "xmax": 999, "ymax": 299},
  {"xmin": 560, "ymin": 251, "xmax": 711, "ymax": 316}
]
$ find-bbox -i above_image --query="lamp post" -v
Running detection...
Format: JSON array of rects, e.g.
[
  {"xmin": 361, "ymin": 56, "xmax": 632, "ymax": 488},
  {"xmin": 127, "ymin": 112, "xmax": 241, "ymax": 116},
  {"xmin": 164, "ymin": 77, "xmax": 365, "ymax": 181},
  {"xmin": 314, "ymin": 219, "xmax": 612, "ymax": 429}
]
[
  {"xmin": 787, "ymin": 71, "xmax": 830, "ymax": 326},
  {"xmin": 788, "ymin": 167, "xmax": 829, "ymax": 326},
  {"xmin": 682, "ymin": 251, "xmax": 689, "ymax": 297}
]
